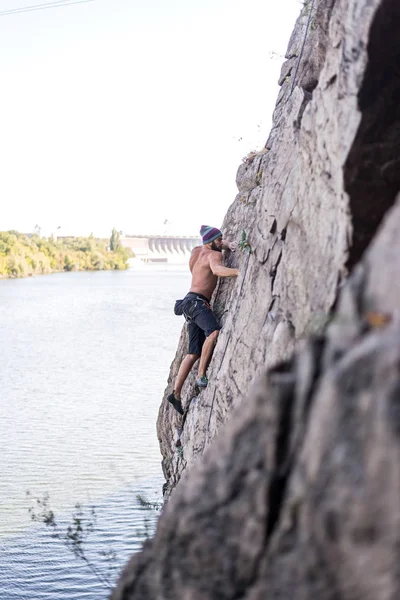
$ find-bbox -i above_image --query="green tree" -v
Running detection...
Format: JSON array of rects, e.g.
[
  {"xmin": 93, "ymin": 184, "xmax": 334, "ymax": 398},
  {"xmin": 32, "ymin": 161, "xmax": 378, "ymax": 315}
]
[
  {"xmin": 109, "ymin": 228, "xmax": 121, "ymax": 252},
  {"xmin": 0, "ymin": 230, "xmax": 131, "ymax": 278},
  {"xmin": 64, "ymin": 255, "xmax": 75, "ymax": 271}
]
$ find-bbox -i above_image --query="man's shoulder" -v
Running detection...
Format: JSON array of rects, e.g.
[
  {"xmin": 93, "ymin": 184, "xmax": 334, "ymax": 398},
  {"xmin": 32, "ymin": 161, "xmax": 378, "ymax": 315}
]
[
  {"xmin": 189, "ymin": 246, "xmax": 203, "ymax": 271},
  {"xmin": 190, "ymin": 246, "xmax": 203, "ymax": 260},
  {"xmin": 191, "ymin": 246, "xmax": 221, "ymax": 261}
]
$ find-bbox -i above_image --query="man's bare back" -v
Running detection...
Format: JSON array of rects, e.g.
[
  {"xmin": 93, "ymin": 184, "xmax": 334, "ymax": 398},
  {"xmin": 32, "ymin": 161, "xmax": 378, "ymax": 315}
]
[
  {"xmin": 189, "ymin": 246, "xmax": 218, "ymax": 300},
  {"xmin": 189, "ymin": 241, "xmax": 239, "ymax": 300}
]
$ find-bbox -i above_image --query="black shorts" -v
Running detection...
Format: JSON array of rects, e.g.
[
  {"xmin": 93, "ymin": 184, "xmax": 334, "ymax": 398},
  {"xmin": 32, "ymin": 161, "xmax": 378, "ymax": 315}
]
[{"xmin": 181, "ymin": 293, "xmax": 221, "ymax": 356}]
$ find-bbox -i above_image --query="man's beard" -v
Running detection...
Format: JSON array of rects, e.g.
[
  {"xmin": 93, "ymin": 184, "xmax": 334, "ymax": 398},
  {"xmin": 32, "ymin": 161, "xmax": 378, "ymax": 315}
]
[{"xmin": 211, "ymin": 240, "xmax": 222, "ymax": 252}]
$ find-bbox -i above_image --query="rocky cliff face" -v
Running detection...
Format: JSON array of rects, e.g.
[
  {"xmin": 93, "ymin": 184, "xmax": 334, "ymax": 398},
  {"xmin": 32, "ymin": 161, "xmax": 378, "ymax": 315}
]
[
  {"xmin": 112, "ymin": 0, "xmax": 400, "ymax": 597},
  {"xmin": 155, "ymin": 0, "xmax": 400, "ymax": 497}
]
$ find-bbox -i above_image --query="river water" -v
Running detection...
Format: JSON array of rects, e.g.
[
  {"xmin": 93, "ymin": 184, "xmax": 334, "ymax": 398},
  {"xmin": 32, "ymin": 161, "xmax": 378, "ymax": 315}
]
[{"xmin": 0, "ymin": 266, "xmax": 189, "ymax": 599}]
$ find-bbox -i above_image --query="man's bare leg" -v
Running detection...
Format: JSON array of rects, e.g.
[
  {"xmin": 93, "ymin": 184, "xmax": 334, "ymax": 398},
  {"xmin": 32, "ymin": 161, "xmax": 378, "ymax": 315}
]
[
  {"xmin": 198, "ymin": 330, "xmax": 219, "ymax": 379},
  {"xmin": 168, "ymin": 353, "xmax": 199, "ymax": 415},
  {"xmin": 174, "ymin": 353, "xmax": 200, "ymax": 398}
]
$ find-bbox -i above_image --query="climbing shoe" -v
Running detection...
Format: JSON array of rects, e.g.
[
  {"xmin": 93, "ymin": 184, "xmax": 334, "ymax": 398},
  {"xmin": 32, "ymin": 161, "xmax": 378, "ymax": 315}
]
[
  {"xmin": 196, "ymin": 375, "xmax": 208, "ymax": 388},
  {"xmin": 167, "ymin": 392, "xmax": 184, "ymax": 415}
]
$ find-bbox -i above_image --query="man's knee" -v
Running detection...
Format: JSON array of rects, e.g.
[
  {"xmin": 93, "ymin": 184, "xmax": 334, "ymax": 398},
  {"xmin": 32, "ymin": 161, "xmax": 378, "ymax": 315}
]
[
  {"xmin": 208, "ymin": 329, "xmax": 219, "ymax": 344},
  {"xmin": 187, "ymin": 353, "xmax": 200, "ymax": 363}
]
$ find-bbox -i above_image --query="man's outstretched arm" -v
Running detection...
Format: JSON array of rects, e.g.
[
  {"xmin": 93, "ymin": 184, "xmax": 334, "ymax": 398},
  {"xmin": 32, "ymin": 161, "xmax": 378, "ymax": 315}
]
[{"xmin": 209, "ymin": 252, "xmax": 239, "ymax": 278}]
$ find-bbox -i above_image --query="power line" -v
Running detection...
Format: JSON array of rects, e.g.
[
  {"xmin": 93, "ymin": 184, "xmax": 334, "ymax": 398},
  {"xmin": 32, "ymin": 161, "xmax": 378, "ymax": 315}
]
[{"xmin": 0, "ymin": 0, "xmax": 96, "ymax": 17}]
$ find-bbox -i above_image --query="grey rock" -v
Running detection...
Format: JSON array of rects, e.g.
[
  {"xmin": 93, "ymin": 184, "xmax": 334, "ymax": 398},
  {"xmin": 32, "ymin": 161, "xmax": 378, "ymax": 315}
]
[
  {"xmin": 112, "ymin": 196, "xmax": 400, "ymax": 599},
  {"xmin": 112, "ymin": 0, "xmax": 400, "ymax": 596},
  {"xmin": 157, "ymin": 0, "xmax": 400, "ymax": 496}
]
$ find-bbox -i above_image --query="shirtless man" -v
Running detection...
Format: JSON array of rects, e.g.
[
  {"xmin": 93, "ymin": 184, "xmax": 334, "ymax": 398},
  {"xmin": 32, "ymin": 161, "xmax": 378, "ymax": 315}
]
[{"xmin": 168, "ymin": 225, "xmax": 239, "ymax": 415}]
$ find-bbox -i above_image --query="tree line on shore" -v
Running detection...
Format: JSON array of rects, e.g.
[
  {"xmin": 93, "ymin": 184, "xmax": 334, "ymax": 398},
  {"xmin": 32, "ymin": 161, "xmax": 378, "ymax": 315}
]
[{"xmin": 0, "ymin": 229, "xmax": 133, "ymax": 278}]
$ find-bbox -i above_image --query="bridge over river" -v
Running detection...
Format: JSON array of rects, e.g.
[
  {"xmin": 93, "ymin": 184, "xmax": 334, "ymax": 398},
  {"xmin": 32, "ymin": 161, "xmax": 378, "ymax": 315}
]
[{"xmin": 121, "ymin": 234, "xmax": 201, "ymax": 263}]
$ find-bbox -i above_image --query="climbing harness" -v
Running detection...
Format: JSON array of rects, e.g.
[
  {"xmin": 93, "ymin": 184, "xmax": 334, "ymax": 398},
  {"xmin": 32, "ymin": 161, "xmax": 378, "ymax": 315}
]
[{"xmin": 174, "ymin": 295, "xmax": 213, "ymax": 324}]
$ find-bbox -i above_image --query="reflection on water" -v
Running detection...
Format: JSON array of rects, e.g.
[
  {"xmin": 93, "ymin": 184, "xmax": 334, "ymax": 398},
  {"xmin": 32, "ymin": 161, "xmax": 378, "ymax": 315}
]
[{"xmin": 0, "ymin": 266, "xmax": 189, "ymax": 598}]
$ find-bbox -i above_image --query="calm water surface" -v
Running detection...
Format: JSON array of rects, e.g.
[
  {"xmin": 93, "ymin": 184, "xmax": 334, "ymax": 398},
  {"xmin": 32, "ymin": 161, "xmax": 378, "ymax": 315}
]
[{"xmin": 0, "ymin": 266, "xmax": 189, "ymax": 599}]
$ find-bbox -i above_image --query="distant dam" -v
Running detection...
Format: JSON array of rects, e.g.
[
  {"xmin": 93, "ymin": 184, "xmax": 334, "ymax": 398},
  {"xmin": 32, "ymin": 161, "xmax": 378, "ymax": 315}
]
[{"xmin": 121, "ymin": 235, "xmax": 201, "ymax": 263}]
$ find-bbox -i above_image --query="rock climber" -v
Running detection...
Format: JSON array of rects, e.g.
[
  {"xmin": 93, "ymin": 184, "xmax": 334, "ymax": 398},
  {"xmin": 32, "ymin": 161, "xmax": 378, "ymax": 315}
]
[{"xmin": 168, "ymin": 225, "xmax": 239, "ymax": 415}]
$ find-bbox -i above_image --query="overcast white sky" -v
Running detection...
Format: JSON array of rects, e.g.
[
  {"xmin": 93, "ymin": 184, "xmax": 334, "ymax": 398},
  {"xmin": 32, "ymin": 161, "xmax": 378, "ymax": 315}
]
[{"xmin": 0, "ymin": 0, "xmax": 301, "ymax": 237}]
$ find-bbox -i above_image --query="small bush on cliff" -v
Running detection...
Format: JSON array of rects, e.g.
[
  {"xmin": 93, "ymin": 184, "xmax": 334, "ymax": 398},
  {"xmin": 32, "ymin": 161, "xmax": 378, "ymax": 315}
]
[{"xmin": 242, "ymin": 147, "xmax": 269, "ymax": 165}]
